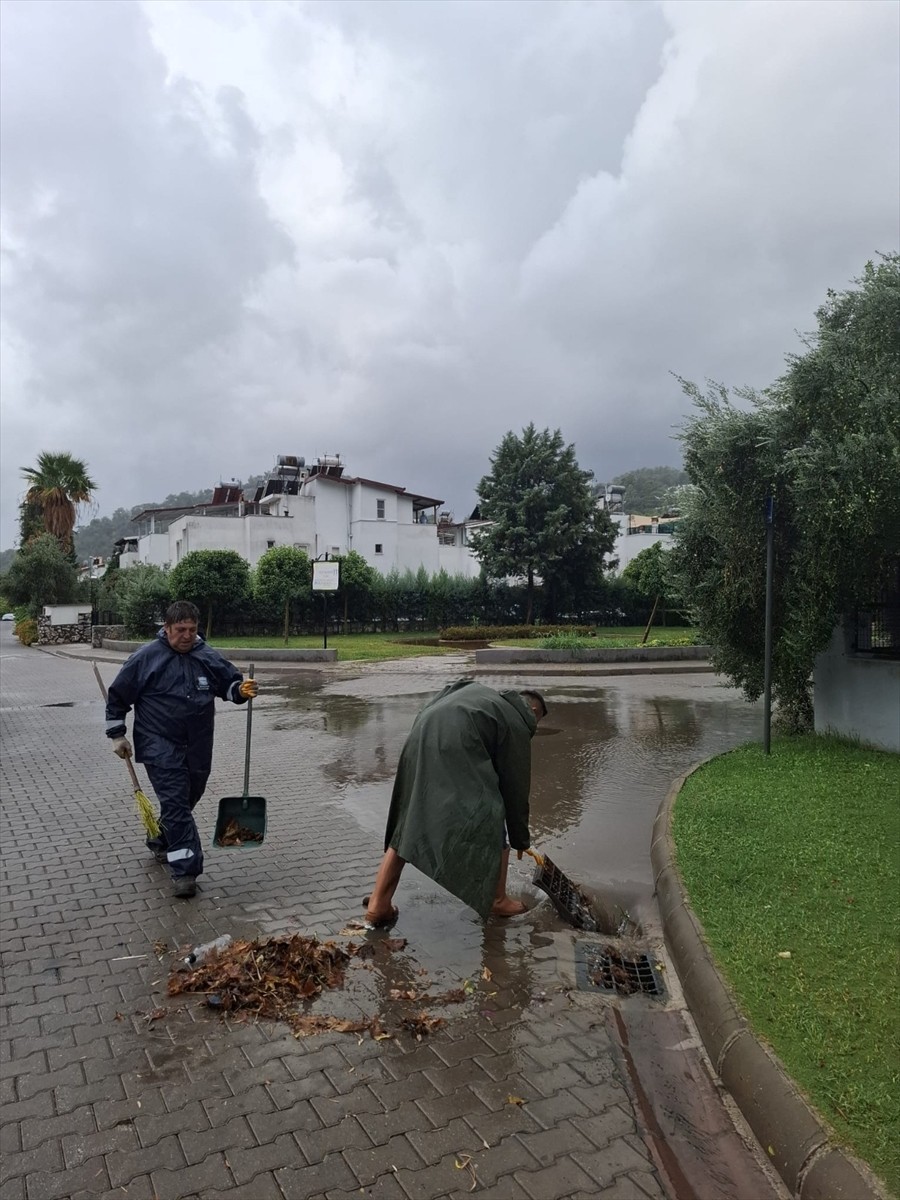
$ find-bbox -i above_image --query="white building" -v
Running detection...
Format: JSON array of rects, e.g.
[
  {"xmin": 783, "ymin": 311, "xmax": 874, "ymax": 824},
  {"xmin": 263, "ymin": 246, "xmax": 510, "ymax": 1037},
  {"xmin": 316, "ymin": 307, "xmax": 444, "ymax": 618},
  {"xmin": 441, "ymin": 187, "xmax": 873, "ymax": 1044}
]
[
  {"xmin": 114, "ymin": 462, "xmax": 682, "ymax": 582},
  {"xmin": 594, "ymin": 483, "xmax": 681, "ymax": 570},
  {"xmin": 117, "ymin": 456, "xmax": 461, "ymax": 578}
]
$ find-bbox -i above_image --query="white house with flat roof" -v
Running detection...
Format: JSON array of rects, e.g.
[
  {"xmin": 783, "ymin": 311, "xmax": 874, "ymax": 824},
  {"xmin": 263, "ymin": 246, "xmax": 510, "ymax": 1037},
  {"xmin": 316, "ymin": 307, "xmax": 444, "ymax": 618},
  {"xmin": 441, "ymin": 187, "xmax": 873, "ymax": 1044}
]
[{"xmin": 117, "ymin": 456, "xmax": 449, "ymax": 577}]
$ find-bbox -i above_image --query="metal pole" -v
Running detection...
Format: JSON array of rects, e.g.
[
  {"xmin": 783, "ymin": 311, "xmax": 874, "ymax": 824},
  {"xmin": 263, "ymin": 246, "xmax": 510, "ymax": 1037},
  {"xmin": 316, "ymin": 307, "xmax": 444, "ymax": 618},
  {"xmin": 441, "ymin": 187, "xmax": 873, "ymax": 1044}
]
[
  {"xmin": 323, "ymin": 593, "xmax": 328, "ymax": 650},
  {"xmin": 763, "ymin": 496, "xmax": 775, "ymax": 754}
]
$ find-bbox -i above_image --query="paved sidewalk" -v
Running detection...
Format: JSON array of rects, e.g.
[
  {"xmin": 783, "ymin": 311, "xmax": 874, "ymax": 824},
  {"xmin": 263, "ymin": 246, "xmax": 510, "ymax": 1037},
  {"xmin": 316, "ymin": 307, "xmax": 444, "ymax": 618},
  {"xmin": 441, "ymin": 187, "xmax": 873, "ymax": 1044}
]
[{"xmin": 1, "ymin": 633, "xmax": 783, "ymax": 1200}]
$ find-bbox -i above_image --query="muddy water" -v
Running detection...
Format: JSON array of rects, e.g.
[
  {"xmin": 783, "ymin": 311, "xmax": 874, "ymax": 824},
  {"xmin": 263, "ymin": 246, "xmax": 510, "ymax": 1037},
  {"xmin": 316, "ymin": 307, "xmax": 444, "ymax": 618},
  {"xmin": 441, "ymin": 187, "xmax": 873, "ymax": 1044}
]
[{"xmin": 261, "ymin": 669, "xmax": 760, "ymax": 995}]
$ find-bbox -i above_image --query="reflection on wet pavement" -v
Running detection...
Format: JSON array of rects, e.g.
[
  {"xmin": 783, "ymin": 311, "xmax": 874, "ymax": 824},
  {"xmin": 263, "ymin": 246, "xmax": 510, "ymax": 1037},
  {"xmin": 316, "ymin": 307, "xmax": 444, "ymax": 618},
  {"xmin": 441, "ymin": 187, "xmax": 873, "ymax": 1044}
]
[{"xmin": 258, "ymin": 671, "xmax": 760, "ymax": 1004}]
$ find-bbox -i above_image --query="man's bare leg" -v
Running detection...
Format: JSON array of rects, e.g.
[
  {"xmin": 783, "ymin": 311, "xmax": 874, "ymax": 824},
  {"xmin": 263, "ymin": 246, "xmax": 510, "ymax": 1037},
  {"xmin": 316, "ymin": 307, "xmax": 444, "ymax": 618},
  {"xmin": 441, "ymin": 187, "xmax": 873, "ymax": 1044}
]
[
  {"xmin": 365, "ymin": 847, "xmax": 405, "ymax": 926},
  {"xmin": 491, "ymin": 848, "xmax": 527, "ymax": 917}
]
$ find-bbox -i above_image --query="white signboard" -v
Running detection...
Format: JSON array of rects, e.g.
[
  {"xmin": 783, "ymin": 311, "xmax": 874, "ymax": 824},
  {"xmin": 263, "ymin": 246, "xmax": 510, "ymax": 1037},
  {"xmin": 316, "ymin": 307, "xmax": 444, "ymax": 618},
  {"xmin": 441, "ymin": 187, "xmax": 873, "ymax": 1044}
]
[{"xmin": 312, "ymin": 561, "xmax": 340, "ymax": 591}]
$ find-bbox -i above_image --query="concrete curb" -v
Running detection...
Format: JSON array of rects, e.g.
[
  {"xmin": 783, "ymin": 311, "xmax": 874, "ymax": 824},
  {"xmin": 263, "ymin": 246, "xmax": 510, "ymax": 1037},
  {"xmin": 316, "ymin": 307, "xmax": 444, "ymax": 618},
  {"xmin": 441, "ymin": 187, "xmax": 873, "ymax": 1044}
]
[{"xmin": 651, "ymin": 762, "xmax": 893, "ymax": 1200}]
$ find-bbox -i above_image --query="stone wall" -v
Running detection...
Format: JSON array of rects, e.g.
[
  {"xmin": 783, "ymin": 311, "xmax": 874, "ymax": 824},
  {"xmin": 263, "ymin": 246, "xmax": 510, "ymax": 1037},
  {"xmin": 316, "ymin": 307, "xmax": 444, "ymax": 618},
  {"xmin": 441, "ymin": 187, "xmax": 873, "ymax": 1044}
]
[
  {"xmin": 38, "ymin": 611, "xmax": 92, "ymax": 645},
  {"xmin": 91, "ymin": 624, "xmax": 127, "ymax": 648}
]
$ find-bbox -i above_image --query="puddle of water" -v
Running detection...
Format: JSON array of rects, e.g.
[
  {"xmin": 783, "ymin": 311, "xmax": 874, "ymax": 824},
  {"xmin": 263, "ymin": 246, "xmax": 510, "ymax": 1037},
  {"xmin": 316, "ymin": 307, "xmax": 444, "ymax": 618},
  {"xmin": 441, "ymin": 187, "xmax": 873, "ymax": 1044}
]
[{"xmin": 257, "ymin": 673, "xmax": 760, "ymax": 1013}]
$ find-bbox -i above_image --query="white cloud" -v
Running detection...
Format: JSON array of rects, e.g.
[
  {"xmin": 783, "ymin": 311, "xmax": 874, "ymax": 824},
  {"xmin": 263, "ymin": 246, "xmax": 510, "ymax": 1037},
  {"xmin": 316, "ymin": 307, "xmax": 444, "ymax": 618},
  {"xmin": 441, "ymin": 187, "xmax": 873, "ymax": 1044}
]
[{"xmin": 1, "ymin": 0, "xmax": 897, "ymax": 548}]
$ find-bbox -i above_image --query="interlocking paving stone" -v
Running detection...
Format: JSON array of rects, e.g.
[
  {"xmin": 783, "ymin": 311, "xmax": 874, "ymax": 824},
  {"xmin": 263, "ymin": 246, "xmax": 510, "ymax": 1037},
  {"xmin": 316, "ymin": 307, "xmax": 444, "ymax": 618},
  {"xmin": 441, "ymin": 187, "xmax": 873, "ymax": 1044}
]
[
  {"xmin": 276, "ymin": 1152, "xmax": 360, "ymax": 1197},
  {"xmin": 246, "ymin": 1096, "xmax": 323, "ymax": 1141},
  {"xmin": 0, "ymin": 645, "xmax": 776, "ymax": 1200},
  {"xmin": 23, "ymin": 1157, "xmax": 111, "ymax": 1199},
  {"xmin": 106, "ymin": 1132, "xmax": 187, "ymax": 1188},
  {"xmin": 203, "ymin": 1173, "xmax": 287, "ymax": 1200},
  {"xmin": 226, "ymin": 1132, "xmax": 307, "ymax": 1184},
  {"xmin": 343, "ymin": 1132, "xmax": 426, "ymax": 1184},
  {"xmin": 296, "ymin": 1113, "xmax": 375, "ymax": 1164},
  {"xmin": 404, "ymin": 1117, "xmax": 474, "ymax": 1165},
  {"xmin": 515, "ymin": 1157, "xmax": 599, "ymax": 1199},
  {"xmin": 150, "ymin": 1154, "xmax": 235, "ymax": 1200},
  {"xmin": 179, "ymin": 1114, "xmax": 258, "ymax": 1165},
  {"xmin": 326, "ymin": 1175, "xmax": 409, "ymax": 1200}
]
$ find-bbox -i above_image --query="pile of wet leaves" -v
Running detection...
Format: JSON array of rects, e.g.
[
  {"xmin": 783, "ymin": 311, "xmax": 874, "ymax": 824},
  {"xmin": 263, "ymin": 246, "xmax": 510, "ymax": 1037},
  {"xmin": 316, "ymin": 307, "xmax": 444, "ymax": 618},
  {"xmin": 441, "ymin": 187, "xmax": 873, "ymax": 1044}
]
[
  {"xmin": 167, "ymin": 931, "xmax": 458, "ymax": 1040},
  {"xmin": 215, "ymin": 819, "xmax": 264, "ymax": 845}
]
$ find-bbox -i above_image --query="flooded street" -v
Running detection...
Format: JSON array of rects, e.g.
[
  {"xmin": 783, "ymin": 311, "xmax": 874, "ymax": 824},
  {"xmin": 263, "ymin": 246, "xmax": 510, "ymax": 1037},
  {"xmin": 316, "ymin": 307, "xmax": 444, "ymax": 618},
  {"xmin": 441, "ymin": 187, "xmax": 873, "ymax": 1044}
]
[
  {"xmin": 2, "ymin": 637, "xmax": 784, "ymax": 1200},
  {"xmin": 262, "ymin": 667, "xmax": 760, "ymax": 959}
]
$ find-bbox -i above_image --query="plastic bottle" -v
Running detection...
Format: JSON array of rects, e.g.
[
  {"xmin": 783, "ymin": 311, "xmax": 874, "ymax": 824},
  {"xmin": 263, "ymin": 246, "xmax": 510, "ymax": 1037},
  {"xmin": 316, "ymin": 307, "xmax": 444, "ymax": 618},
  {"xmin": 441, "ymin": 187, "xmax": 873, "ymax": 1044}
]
[{"xmin": 184, "ymin": 934, "xmax": 232, "ymax": 966}]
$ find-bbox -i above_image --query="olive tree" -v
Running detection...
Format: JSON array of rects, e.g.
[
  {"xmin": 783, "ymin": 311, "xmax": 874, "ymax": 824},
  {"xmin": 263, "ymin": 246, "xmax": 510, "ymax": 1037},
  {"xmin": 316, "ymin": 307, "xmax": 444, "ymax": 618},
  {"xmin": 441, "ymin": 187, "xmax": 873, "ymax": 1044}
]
[{"xmin": 670, "ymin": 255, "xmax": 900, "ymax": 731}]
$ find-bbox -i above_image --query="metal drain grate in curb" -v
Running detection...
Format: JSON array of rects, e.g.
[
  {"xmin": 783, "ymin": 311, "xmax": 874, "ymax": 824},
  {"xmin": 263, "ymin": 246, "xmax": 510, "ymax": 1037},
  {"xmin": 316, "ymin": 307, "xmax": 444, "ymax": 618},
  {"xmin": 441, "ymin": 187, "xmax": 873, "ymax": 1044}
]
[{"xmin": 575, "ymin": 941, "xmax": 665, "ymax": 999}]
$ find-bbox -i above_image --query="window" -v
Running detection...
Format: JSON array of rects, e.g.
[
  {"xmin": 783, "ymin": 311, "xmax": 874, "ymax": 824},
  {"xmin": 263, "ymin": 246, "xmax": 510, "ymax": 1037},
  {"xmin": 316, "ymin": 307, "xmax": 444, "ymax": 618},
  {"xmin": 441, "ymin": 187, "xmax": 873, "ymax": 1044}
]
[
  {"xmin": 375, "ymin": 543, "xmax": 383, "ymax": 554},
  {"xmin": 439, "ymin": 533, "xmax": 456, "ymax": 546},
  {"xmin": 376, "ymin": 499, "xmax": 385, "ymax": 519},
  {"xmin": 330, "ymin": 546, "xmax": 340, "ymax": 557},
  {"xmin": 852, "ymin": 559, "xmax": 900, "ymax": 658},
  {"xmin": 266, "ymin": 540, "xmax": 276, "ymax": 549}
]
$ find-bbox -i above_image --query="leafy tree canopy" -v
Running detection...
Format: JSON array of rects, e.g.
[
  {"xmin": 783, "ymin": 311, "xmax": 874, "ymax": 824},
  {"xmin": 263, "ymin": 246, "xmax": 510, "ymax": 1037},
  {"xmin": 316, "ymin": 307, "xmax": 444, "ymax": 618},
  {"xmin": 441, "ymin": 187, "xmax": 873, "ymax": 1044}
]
[
  {"xmin": 115, "ymin": 564, "xmax": 171, "ymax": 638},
  {"xmin": 611, "ymin": 465, "xmax": 688, "ymax": 514},
  {"xmin": 254, "ymin": 545, "xmax": 312, "ymax": 643},
  {"xmin": 670, "ymin": 254, "xmax": 900, "ymax": 731},
  {"xmin": 471, "ymin": 424, "xmax": 615, "ymax": 623},
  {"xmin": 4, "ymin": 533, "xmax": 79, "ymax": 614},
  {"xmin": 169, "ymin": 550, "xmax": 250, "ymax": 640},
  {"xmin": 622, "ymin": 542, "xmax": 672, "ymax": 601}
]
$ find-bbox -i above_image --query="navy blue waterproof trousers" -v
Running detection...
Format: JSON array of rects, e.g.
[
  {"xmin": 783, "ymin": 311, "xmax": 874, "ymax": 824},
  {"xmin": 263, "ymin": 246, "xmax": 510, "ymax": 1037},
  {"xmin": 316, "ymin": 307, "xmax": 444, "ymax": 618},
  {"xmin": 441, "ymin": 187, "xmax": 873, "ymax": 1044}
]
[{"xmin": 144, "ymin": 763, "xmax": 210, "ymax": 879}]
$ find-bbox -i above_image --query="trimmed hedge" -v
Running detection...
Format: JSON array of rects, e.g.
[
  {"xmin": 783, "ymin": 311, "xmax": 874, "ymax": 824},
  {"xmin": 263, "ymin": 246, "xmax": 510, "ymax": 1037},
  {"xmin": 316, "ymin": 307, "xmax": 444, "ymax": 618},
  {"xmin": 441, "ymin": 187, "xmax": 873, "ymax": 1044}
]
[{"xmin": 439, "ymin": 624, "xmax": 593, "ymax": 641}]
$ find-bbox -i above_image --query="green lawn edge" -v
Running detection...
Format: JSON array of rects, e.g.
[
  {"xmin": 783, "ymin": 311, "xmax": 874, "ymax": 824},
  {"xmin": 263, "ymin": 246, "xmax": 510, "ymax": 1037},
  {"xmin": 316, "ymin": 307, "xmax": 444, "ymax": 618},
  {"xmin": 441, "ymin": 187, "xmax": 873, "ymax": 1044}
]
[
  {"xmin": 673, "ymin": 736, "xmax": 900, "ymax": 1193},
  {"xmin": 206, "ymin": 632, "xmax": 456, "ymax": 662}
]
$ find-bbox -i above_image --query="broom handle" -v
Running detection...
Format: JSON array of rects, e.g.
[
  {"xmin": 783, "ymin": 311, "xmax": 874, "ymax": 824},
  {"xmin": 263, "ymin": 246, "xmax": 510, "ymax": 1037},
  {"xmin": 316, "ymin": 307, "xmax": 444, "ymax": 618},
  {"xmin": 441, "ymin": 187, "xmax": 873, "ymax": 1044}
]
[
  {"xmin": 242, "ymin": 664, "xmax": 254, "ymax": 799},
  {"xmin": 93, "ymin": 661, "xmax": 143, "ymax": 792}
]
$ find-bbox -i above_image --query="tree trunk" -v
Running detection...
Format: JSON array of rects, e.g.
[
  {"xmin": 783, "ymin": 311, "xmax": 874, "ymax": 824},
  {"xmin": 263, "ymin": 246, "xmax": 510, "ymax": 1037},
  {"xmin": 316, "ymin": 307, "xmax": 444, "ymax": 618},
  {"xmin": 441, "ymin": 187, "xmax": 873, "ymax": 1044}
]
[
  {"xmin": 525, "ymin": 568, "xmax": 534, "ymax": 626},
  {"xmin": 641, "ymin": 595, "xmax": 660, "ymax": 645}
]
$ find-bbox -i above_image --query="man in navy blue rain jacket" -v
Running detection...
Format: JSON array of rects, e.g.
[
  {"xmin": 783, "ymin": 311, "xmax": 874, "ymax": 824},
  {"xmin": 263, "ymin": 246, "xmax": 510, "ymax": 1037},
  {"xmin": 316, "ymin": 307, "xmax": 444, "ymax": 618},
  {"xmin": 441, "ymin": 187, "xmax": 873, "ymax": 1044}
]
[{"xmin": 104, "ymin": 600, "xmax": 258, "ymax": 898}]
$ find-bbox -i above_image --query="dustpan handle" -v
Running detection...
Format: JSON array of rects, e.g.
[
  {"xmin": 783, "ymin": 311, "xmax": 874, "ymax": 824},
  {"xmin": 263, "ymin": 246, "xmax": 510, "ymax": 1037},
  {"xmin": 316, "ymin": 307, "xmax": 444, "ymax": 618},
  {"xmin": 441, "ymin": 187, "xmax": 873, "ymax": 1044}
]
[{"xmin": 242, "ymin": 664, "xmax": 254, "ymax": 799}]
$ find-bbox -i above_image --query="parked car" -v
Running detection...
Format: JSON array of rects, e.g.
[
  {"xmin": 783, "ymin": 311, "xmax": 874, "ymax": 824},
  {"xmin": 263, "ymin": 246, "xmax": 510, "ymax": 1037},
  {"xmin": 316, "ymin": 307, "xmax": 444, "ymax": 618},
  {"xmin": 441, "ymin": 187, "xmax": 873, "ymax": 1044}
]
[{"xmin": 1, "ymin": 613, "xmax": 15, "ymax": 621}]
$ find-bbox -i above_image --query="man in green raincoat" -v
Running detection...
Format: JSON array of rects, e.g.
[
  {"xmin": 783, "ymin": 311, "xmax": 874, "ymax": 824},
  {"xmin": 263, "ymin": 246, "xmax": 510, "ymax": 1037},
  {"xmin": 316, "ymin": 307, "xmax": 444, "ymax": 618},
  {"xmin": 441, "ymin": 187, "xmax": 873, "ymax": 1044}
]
[{"xmin": 364, "ymin": 679, "xmax": 547, "ymax": 926}]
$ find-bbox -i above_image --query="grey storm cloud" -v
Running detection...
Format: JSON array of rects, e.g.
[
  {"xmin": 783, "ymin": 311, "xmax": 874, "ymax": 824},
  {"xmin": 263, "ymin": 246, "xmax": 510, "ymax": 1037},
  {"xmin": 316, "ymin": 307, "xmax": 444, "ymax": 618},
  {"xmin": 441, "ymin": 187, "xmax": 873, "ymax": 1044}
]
[{"xmin": 1, "ymin": 0, "xmax": 898, "ymax": 548}]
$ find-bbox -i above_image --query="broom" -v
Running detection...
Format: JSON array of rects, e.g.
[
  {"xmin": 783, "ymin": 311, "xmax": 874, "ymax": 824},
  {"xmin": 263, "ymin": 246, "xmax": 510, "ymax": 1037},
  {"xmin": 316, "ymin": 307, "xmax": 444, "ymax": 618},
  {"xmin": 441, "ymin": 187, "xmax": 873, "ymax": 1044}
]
[{"xmin": 92, "ymin": 663, "xmax": 160, "ymax": 838}]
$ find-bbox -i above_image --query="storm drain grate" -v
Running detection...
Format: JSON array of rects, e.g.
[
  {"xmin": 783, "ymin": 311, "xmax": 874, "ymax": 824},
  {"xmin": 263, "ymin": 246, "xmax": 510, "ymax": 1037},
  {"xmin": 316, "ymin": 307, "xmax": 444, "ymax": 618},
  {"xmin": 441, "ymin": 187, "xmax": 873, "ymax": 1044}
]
[
  {"xmin": 574, "ymin": 942, "xmax": 665, "ymax": 999},
  {"xmin": 531, "ymin": 855, "xmax": 599, "ymax": 932}
]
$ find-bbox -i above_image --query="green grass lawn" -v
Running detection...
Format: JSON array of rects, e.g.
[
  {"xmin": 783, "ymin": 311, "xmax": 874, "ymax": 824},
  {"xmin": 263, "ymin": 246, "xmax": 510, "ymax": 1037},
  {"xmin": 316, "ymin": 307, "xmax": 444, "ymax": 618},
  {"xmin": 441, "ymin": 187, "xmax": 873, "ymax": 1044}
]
[
  {"xmin": 674, "ymin": 736, "xmax": 900, "ymax": 1192},
  {"xmin": 207, "ymin": 632, "xmax": 457, "ymax": 662}
]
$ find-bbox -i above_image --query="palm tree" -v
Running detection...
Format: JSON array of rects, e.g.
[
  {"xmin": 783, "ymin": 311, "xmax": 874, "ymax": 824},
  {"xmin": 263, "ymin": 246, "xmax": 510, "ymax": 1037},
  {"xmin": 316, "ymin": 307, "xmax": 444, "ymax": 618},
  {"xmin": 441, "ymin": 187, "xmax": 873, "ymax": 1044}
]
[{"xmin": 21, "ymin": 452, "xmax": 97, "ymax": 554}]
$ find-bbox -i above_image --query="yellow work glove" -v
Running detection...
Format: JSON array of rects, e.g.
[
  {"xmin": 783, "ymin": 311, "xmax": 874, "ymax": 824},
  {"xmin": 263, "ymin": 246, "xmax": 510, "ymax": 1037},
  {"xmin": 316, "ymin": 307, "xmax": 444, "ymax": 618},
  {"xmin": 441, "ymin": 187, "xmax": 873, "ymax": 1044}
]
[
  {"xmin": 112, "ymin": 737, "xmax": 132, "ymax": 759},
  {"xmin": 238, "ymin": 679, "xmax": 258, "ymax": 700}
]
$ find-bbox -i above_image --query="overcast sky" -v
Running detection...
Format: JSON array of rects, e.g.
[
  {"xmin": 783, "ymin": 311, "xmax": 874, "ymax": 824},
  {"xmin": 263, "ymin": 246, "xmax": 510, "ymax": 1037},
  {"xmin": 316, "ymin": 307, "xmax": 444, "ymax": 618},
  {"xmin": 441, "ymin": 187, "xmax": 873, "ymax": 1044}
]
[{"xmin": 1, "ymin": 0, "xmax": 897, "ymax": 550}]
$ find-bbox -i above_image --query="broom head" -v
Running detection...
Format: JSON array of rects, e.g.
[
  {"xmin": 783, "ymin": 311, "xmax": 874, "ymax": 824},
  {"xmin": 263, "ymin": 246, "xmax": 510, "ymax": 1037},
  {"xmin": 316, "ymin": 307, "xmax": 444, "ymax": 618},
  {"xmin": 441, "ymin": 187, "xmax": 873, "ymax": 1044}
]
[{"xmin": 134, "ymin": 788, "xmax": 160, "ymax": 838}]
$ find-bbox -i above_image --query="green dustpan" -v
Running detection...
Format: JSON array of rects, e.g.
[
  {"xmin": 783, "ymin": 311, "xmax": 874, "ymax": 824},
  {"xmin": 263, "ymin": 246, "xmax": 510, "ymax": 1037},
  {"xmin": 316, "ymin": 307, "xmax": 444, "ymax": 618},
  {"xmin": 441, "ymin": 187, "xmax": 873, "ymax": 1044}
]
[{"xmin": 213, "ymin": 665, "xmax": 267, "ymax": 848}]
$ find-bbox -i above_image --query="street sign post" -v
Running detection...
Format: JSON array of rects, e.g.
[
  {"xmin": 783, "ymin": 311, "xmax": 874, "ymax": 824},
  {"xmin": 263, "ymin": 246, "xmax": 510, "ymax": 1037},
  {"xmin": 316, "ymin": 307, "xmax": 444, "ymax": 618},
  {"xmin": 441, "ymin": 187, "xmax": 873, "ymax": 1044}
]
[
  {"xmin": 312, "ymin": 559, "xmax": 340, "ymax": 649},
  {"xmin": 763, "ymin": 496, "xmax": 775, "ymax": 755}
]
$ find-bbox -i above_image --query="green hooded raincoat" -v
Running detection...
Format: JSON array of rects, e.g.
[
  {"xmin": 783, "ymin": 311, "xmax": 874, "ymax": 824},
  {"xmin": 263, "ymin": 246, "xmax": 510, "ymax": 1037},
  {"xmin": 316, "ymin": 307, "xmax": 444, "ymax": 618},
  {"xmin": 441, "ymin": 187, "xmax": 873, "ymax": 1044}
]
[{"xmin": 383, "ymin": 679, "xmax": 537, "ymax": 919}]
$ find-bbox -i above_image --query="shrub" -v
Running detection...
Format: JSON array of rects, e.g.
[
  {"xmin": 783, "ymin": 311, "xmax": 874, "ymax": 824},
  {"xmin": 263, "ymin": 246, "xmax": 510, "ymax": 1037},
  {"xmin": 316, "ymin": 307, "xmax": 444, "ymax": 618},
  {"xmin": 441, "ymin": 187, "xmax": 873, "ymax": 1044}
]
[
  {"xmin": 15, "ymin": 617, "xmax": 38, "ymax": 646},
  {"xmin": 439, "ymin": 624, "xmax": 594, "ymax": 641},
  {"xmin": 538, "ymin": 633, "xmax": 594, "ymax": 650}
]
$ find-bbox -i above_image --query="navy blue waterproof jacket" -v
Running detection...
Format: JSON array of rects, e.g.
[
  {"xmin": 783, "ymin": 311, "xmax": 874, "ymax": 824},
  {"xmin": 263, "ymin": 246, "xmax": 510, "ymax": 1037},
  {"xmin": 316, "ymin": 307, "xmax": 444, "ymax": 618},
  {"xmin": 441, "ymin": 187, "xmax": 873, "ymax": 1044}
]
[{"xmin": 105, "ymin": 629, "xmax": 248, "ymax": 770}]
